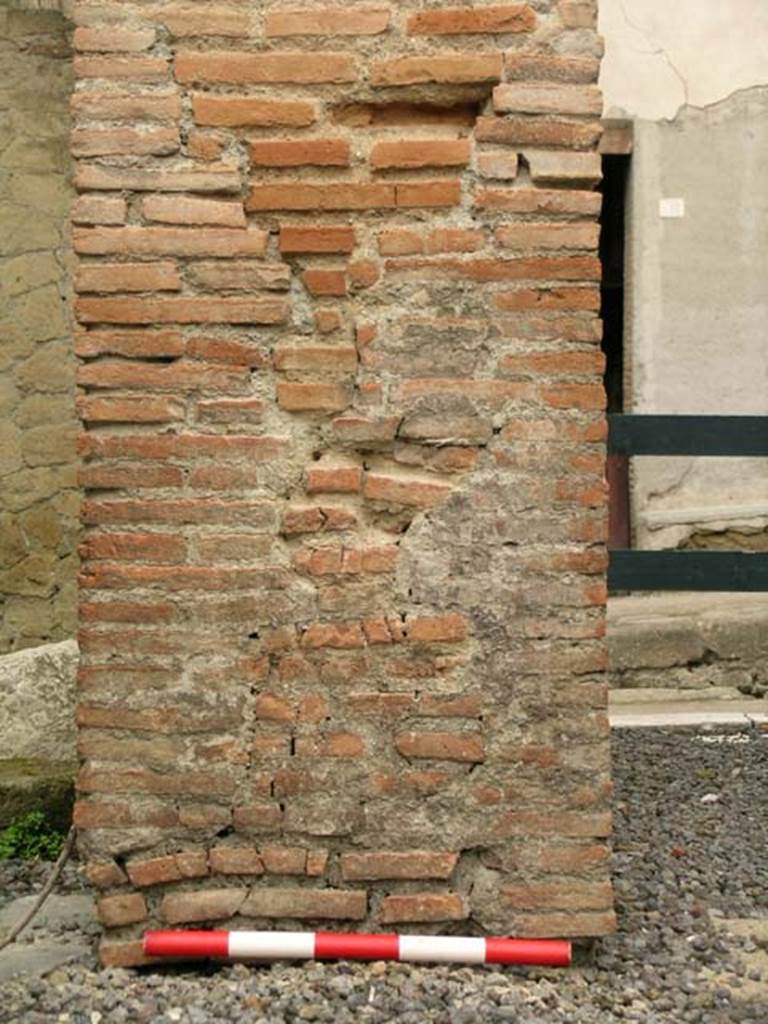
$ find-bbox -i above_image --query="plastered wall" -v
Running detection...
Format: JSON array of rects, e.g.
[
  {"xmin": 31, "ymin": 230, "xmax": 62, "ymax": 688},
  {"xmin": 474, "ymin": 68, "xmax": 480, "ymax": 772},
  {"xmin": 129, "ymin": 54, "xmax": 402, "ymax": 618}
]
[
  {"xmin": 600, "ymin": 0, "xmax": 768, "ymax": 550},
  {"xmin": 0, "ymin": 4, "xmax": 78, "ymax": 653}
]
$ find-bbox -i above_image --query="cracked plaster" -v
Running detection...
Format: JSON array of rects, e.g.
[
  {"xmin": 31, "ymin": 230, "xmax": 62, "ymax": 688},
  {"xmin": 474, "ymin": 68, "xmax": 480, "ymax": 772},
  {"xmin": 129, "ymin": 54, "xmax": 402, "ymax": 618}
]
[{"xmin": 600, "ymin": 0, "xmax": 768, "ymax": 121}]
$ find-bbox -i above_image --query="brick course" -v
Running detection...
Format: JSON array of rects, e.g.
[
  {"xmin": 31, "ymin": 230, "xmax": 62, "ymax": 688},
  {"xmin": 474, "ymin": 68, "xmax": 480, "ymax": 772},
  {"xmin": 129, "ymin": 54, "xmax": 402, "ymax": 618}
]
[{"xmin": 72, "ymin": 0, "xmax": 613, "ymax": 960}]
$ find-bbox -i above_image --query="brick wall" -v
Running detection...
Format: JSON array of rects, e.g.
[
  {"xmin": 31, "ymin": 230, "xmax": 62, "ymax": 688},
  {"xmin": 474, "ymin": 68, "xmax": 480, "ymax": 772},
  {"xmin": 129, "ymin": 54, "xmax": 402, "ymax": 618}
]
[
  {"xmin": 70, "ymin": 0, "xmax": 613, "ymax": 966},
  {"xmin": 0, "ymin": 6, "xmax": 77, "ymax": 653}
]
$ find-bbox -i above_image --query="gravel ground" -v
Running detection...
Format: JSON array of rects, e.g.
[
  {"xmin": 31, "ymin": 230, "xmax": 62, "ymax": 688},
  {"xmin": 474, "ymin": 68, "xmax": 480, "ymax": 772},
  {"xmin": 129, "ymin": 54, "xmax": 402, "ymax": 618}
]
[{"xmin": 1, "ymin": 726, "xmax": 766, "ymax": 1023}]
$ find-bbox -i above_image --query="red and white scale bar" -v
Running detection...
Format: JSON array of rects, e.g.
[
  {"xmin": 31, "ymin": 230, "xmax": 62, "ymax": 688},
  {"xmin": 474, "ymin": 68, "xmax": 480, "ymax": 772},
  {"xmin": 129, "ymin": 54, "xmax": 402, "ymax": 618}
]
[{"xmin": 144, "ymin": 930, "xmax": 571, "ymax": 967}]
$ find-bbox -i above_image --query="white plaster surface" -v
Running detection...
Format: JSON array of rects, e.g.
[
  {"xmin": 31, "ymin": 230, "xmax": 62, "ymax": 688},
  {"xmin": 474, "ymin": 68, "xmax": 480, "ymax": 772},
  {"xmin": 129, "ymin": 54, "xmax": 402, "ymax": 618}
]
[
  {"xmin": 600, "ymin": 0, "xmax": 768, "ymax": 120},
  {"xmin": 600, "ymin": 3, "xmax": 768, "ymax": 548},
  {"xmin": 626, "ymin": 93, "xmax": 768, "ymax": 547}
]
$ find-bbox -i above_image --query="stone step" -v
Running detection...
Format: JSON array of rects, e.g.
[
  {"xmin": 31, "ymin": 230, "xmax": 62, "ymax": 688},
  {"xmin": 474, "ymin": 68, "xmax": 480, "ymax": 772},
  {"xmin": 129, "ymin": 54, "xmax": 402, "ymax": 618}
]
[
  {"xmin": 608, "ymin": 592, "xmax": 768, "ymax": 697},
  {"xmin": 609, "ymin": 689, "xmax": 768, "ymax": 729}
]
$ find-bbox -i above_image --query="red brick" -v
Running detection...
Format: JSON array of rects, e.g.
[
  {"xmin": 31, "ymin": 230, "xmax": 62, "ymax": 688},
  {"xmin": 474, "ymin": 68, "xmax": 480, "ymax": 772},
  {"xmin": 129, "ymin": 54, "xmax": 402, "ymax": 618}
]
[
  {"xmin": 141, "ymin": 195, "xmax": 247, "ymax": 227},
  {"xmin": 77, "ymin": 395, "xmax": 183, "ymax": 425},
  {"xmin": 187, "ymin": 131, "xmax": 228, "ymax": 161},
  {"xmin": 500, "ymin": 350, "xmax": 603, "ymax": 376},
  {"xmin": 281, "ymin": 505, "xmax": 357, "ymax": 535},
  {"xmin": 474, "ymin": 115, "xmax": 600, "ymax": 149},
  {"xmin": 394, "ymin": 731, "xmax": 484, "ymax": 762},
  {"xmin": 425, "ymin": 229, "xmax": 485, "ymax": 254},
  {"xmin": 347, "ymin": 692, "xmax": 413, "ymax": 715},
  {"xmin": 504, "ymin": 53, "xmax": 599, "ymax": 82},
  {"xmin": 76, "ymin": 331, "xmax": 185, "ymax": 360},
  {"xmin": 76, "ymin": 296, "xmax": 287, "ymax": 325},
  {"xmin": 155, "ymin": 4, "xmax": 250, "ymax": 37},
  {"xmin": 418, "ymin": 693, "xmax": 483, "ymax": 717},
  {"xmin": 71, "ymin": 91, "xmax": 182, "ymax": 122},
  {"xmin": 494, "ymin": 82, "xmax": 602, "ymax": 116},
  {"xmin": 127, "ymin": 855, "xmax": 182, "ymax": 887},
  {"xmin": 75, "ymin": 261, "xmax": 181, "ymax": 293},
  {"xmin": 379, "ymin": 893, "xmax": 467, "ymax": 923},
  {"xmin": 249, "ymin": 138, "xmax": 350, "ymax": 167},
  {"xmin": 79, "ymin": 462, "xmax": 182, "ymax": 489},
  {"xmin": 261, "ymin": 846, "xmax": 308, "ymax": 875},
  {"xmin": 187, "ymin": 263, "xmax": 289, "ymax": 295},
  {"xmin": 396, "ymin": 180, "xmax": 462, "ymax": 208},
  {"xmin": 247, "ymin": 182, "xmax": 395, "ymax": 212},
  {"xmin": 496, "ymin": 223, "xmax": 599, "ymax": 251},
  {"xmin": 277, "ymin": 382, "xmax": 351, "ymax": 412},
  {"xmin": 175, "ymin": 851, "xmax": 210, "ymax": 878},
  {"xmin": 559, "ymin": 0, "xmax": 596, "ymax": 28},
  {"xmin": 495, "ymin": 287, "xmax": 600, "ymax": 312},
  {"xmin": 378, "ymin": 229, "xmax": 422, "ymax": 256},
  {"xmin": 179, "ymin": 803, "xmax": 233, "ymax": 829},
  {"xmin": 80, "ymin": 531, "xmax": 185, "ymax": 563},
  {"xmin": 97, "ymin": 893, "xmax": 148, "ymax": 927},
  {"xmin": 408, "ymin": 5, "xmax": 535, "ymax": 34},
  {"xmin": 175, "ymin": 51, "xmax": 357, "ymax": 84},
  {"xmin": 348, "ymin": 260, "xmax": 380, "ymax": 288},
  {"xmin": 274, "ymin": 344, "xmax": 357, "ymax": 373},
  {"xmin": 407, "ymin": 613, "xmax": 468, "ymax": 643},
  {"xmin": 386, "ymin": 255, "xmax": 600, "ymax": 283},
  {"xmin": 161, "ymin": 889, "xmax": 246, "ymax": 924},
  {"xmin": 331, "ymin": 415, "xmax": 399, "ymax": 444},
  {"xmin": 475, "ymin": 187, "xmax": 601, "ymax": 215},
  {"xmin": 370, "ymin": 55, "xmax": 502, "ymax": 86},
  {"xmin": 80, "ymin": 433, "xmax": 282, "ymax": 460},
  {"xmin": 71, "ymin": 126, "xmax": 179, "ymax": 158},
  {"xmin": 74, "ymin": 26, "xmax": 155, "ymax": 51},
  {"xmin": 266, "ymin": 8, "xmax": 391, "ymax": 36},
  {"xmin": 192, "ymin": 94, "xmax": 316, "ymax": 127},
  {"xmin": 74, "ymin": 55, "xmax": 169, "ymax": 81},
  {"xmin": 75, "ymin": 163, "xmax": 241, "ymax": 194},
  {"xmin": 306, "ymin": 465, "xmax": 362, "ymax": 494},
  {"xmin": 371, "ymin": 139, "xmax": 470, "ymax": 170},
  {"xmin": 510, "ymin": 911, "xmax": 617, "ymax": 938},
  {"xmin": 74, "ymin": 798, "xmax": 178, "ymax": 829},
  {"xmin": 85, "ymin": 862, "xmax": 128, "ymax": 888},
  {"xmin": 209, "ymin": 846, "xmax": 264, "ymax": 875},
  {"xmin": 476, "ymin": 149, "xmax": 519, "ymax": 179},
  {"xmin": 233, "ymin": 803, "xmax": 284, "ymax": 832},
  {"xmin": 306, "ymin": 851, "xmax": 330, "ymax": 876},
  {"xmin": 363, "ymin": 472, "xmax": 452, "ymax": 508},
  {"xmin": 302, "ymin": 622, "xmax": 365, "ymax": 649},
  {"xmin": 73, "ymin": 226, "xmax": 267, "ymax": 257},
  {"xmin": 280, "ymin": 225, "xmax": 355, "ymax": 254},
  {"xmin": 294, "ymin": 733, "xmax": 365, "ymax": 757},
  {"xmin": 78, "ymin": 765, "xmax": 236, "ymax": 797},
  {"xmin": 526, "ymin": 149, "xmax": 602, "ymax": 187},
  {"xmin": 241, "ymin": 888, "xmax": 367, "ymax": 920},
  {"xmin": 312, "ymin": 304, "xmax": 343, "ymax": 333},
  {"xmin": 303, "ymin": 269, "xmax": 348, "ymax": 297},
  {"xmin": 72, "ymin": 195, "xmax": 127, "ymax": 225},
  {"xmin": 341, "ymin": 851, "xmax": 458, "ymax": 881},
  {"xmin": 502, "ymin": 880, "xmax": 613, "ymax": 910}
]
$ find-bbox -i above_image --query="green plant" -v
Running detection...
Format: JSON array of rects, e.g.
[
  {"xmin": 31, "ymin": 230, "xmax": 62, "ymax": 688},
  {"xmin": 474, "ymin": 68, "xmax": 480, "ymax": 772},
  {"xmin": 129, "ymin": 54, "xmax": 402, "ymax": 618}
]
[{"xmin": 0, "ymin": 811, "xmax": 65, "ymax": 861}]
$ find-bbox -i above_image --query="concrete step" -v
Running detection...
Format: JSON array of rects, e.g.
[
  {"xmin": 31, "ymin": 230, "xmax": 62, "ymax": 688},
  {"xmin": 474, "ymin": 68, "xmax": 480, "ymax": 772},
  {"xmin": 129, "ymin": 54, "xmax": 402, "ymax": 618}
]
[
  {"xmin": 609, "ymin": 688, "xmax": 768, "ymax": 729},
  {"xmin": 608, "ymin": 591, "xmax": 768, "ymax": 697}
]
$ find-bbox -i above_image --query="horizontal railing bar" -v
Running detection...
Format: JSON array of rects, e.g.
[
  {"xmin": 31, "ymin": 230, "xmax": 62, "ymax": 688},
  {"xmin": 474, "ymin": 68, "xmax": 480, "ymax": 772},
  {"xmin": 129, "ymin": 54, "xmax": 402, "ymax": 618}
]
[
  {"xmin": 608, "ymin": 550, "xmax": 768, "ymax": 592},
  {"xmin": 608, "ymin": 415, "xmax": 768, "ymax": 457}
]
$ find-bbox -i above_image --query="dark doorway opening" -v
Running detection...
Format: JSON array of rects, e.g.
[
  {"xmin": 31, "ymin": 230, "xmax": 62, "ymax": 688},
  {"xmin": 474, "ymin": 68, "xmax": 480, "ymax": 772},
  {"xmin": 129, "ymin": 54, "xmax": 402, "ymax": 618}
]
[{"xmin": 599, "ymin": 155, "xmax": 631, "ymax": 549}]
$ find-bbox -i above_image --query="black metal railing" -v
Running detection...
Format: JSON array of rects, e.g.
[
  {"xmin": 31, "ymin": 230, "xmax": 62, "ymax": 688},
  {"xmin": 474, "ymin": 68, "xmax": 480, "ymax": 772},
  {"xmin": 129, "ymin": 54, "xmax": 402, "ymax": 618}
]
[{"xmin": 607, "ymin": 415, "xmax": 768, "ymax": 592}]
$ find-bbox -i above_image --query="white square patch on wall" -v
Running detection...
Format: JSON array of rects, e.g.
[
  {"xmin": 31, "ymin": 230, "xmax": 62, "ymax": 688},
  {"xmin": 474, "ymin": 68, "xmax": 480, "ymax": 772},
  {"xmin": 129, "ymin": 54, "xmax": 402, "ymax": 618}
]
[{"xmin": 659, "ymin": 197, "xmax": 685, "ymax": 219}]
